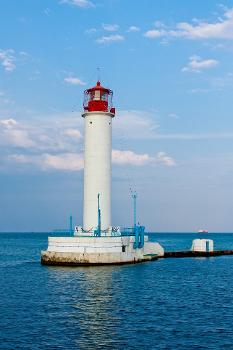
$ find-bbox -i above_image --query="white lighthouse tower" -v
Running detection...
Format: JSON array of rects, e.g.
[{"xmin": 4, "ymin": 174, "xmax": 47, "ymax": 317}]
[
  {"xmin": 41, "ymin": 79, "xmax": 164, "ymax": 265},
  {"xmin": 82, "ymin": 81, "xmax": 115, "ymax": 234}
]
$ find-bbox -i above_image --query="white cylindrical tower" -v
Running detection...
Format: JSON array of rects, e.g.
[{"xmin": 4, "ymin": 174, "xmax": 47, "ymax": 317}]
[{"xmin": 82, "ymin": 81, "xmax": 115, "ymax": 232}]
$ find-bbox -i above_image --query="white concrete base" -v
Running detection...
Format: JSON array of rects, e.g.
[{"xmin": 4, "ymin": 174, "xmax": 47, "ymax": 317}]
[{"xmin": 41, "ymin": 236, "xmax": 164, "ymax": 265}]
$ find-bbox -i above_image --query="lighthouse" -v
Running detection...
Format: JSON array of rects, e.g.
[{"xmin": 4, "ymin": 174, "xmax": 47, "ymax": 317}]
[
  {"xmin": 41, "ymin": 79, "xmax": 164, "ymax": 266},
  {"xmin": 82, "ymin": 81, "xmax": 115, "ymax": 234}
]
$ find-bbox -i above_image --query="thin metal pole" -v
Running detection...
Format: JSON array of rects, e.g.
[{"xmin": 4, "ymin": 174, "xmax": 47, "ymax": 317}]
[
  {"xmin": 69, "ymin": 215, "xmax": 73, "ymax": 236},
  {"xmin": 98, "ymin": 193, "xmax": 101, "ymax": 236},
  {"xmin": 133, "ymin": 193, "xmax": 137, "ymax": 232},
  {"xmin": 134, "ymin": 194, "xmax": 136, "ymax": 229}
]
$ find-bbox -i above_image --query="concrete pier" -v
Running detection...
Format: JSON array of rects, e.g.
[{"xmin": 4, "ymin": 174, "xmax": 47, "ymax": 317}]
[
  {"xmin": 164, "ymin": 250, "xmax": 233, "ymax": 258},
  {"xmin": 41, "ymin": 251, "xmax": 159, "ymax": 266},
  {"xmin": 41, "ymin": 236, "xmax": 164, "ymax": 266}
]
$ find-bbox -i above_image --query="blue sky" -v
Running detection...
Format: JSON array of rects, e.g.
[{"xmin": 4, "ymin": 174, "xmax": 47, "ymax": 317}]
[{"xmin": 1, "ymin": 0, "xmax": 233, "ymax": 232}]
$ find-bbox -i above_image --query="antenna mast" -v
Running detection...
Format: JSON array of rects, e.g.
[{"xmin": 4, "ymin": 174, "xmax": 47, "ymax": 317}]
[{"xmin": 130, "ymin": 188, "xmax": 137, "ymax": 233}]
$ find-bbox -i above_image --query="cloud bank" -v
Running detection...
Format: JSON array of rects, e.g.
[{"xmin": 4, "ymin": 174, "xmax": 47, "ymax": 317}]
[
  {"xmin": 144, "ymin": 8, "xmax": 233, "ymax": 40},
  {"xmin": 0, "ymin": 111, "xmax": 175, "ymax": 172}
]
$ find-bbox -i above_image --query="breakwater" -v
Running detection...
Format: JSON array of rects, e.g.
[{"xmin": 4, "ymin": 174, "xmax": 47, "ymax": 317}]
[{"xmin": 164, "ymin": 250, "xmax": 233, "ymax": 258}]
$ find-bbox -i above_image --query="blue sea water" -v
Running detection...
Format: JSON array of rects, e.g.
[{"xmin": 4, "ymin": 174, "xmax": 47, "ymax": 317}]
[{"xmin": 1, "ymin": 232, "xmax": 233, "ymax": 350}]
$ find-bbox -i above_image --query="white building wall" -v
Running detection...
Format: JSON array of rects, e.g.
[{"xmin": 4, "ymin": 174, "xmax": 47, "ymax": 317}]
[
  {"xmin": 44, "ymin": 236, "xmax": 164, "ymax": 262},
  {"xmin": 82, "ymin": 112, "xmax": 114, "ymax": 231},
  {"xmin": 191, "ymin": 239, "xmax": 214, "ymax": 252}
]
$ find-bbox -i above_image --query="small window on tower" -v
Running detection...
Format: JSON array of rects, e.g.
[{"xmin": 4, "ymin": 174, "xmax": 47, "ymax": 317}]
[
  {"xmin": 94, "ymin": 90, "xmax": 101, "ymax": 101},
  {"xmin": 122, "ymin": 245, "xmax": 126, "ymax": 252},
  {"xmin": 90, "ymin": 121, "xmax": 92, "ymax": 124}
]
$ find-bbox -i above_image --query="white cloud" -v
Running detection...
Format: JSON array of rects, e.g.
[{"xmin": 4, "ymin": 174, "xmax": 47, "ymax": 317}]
[
  {"xmin": 169, "ymin": 113, "xmax": 179, "ymax": 119},
  {"xmin": 64, "ymin": 77, "xmax": 86, "ymax": 85},
  {"xmin": 2, "ymin": 110, "xmax": 233, "ymax": 155},
  {"xmin": 43, "ymin": 153, "xmax": 84, "ymax": 170},
  {"xmin": 10, "ymin": 153, "xmax": 84, "ymax": 171},
  {"xmin": 0, "ymin": 49, "xmax": 16, "ymax": 72},
  {"xmin": 85, "ymin": 27, "xmax": 97, "ymax": 34},
  {"xmin": 144, "ymin": 29, "xmax": 166, "ymax": 38},
  {"xmin": 182, "ymin": 55, "xmax": 219, "ymax": 73},
  {"xmin": 9, "ymin": 149, "xmax": 175, "ymax": 171},
  {"xmin": 211, "ymin": 72, "xmax": 233, "ymax": 88},
  {"xmin": 188, "ymin": 72, "xmax": 233, "ymax": 93},
  {"xmin": 114, "ymin": 110, "xmax": 159, "ymax": 139},
  {"xmin": 0, "ymin": 112, "xmax": 175, "ymax": 172},
  {"xmin": 60, "ymin": 0, "xmax": 94, "ymax": 8},
  {"xmin": 155, "ymin": 152, "xmax": 176, "ymax": 166},
  {"xmin": 189, "ymin": 88, "xmax": 212, "ymax": 94},
  {"xmin": 154, "ymin": 21, "xmax": 166, "ymax": 28},
  {"xmin": 0, "ymin": 91, "xmax": 15, "ymax": 107},
  {"xmin": 0, "ymin": 115, "xmax": 83, "ymax": 152},
  {"xmin": 64, "ymin": 128, "xmax": 82, "ymax": 139},
  {"xmin": 102, "ymin": 24, "xmax": 119, "ymax": 32},
  {"xmin": 176, "ymin": 8, "xmax": 233, "ymax": 39},
  {"xmin": 2, "ymin": 128, "xmax": 35, "ymax": 148},
  {"xmin": 112, "ymin": 150, "xmax": 175, "ymax": 167},
  {"xmin": 152, "ymin": 133, "xmax": 233, "ymax": 140},
  {"xmin": 112, "ymin": 150, "xmax": 152, "ymax": 166},
  {"xmin": 0, "ymin": 118, "xmax": 18, "ymax": 127},
  {"xmin": 44, "ymin": 8, "xmax": 50, "ymax": 16},
  {"xmin": 29, "ymin": 70, "xmax": 41, "ymax": 81},
  {"xmin": 128, "ymin": 26, "xmax": 140, "ymax": 32},
  {"xmin": 144, "ymin": 8, "xmax": 233, "ymax": 40},
  {"xmin": 0, "ymin": 118, "xmax": 36, "ymax": 148},
  {"xmin": 96, "ymin": 34, "xmax": 124, "ymax": 44},
  {"xmin": 19, "ymin": 51, "xmax": 29, "ymax": 57},
  {"xmin": 0, "ymin": 110, "xmax": 158, "ymax": 157},
  {"xmin": 6, "ymin": 111, "xmax": 233, "ymax": 174}
]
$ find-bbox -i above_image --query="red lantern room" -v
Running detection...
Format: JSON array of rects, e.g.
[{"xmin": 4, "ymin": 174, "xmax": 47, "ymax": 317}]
[{"xmin": 83, "ymin": 81, "xmax": 115, "ymax": 115}]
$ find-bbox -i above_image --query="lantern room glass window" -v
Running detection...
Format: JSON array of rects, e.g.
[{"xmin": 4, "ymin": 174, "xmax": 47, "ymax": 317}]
[
  {"xmin": 101, "ymin": 92, "xmax": 108, "ymax": 102},
  {"xmin": 93, "ymin": 90, "xmax": 101, "ymax": 101}
]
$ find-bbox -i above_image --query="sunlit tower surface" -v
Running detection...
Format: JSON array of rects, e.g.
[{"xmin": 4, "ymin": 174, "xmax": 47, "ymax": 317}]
[{"xmin": 82, "ymin": 81, "xmax": 115, "ymax": 233}]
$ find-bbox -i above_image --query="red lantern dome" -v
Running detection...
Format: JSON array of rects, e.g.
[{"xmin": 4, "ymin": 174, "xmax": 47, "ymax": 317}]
[{"xmin": 83, "ymin": 81, "xmax": 115, "ymax": 115}]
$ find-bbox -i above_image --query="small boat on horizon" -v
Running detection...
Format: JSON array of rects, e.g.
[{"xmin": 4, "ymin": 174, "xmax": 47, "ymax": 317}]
[{"xmin": 198, "ymin": 229, "xmax": 209, "ymax": 233}]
